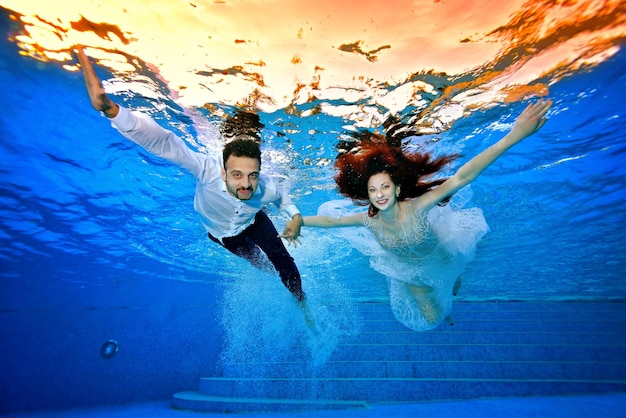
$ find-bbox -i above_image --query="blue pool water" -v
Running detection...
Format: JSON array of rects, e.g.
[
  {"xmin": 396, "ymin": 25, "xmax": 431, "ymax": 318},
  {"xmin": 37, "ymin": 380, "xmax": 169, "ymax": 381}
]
[{"xmin": 1, "ymin": 4, "xmax": 626, "ymax": 416}]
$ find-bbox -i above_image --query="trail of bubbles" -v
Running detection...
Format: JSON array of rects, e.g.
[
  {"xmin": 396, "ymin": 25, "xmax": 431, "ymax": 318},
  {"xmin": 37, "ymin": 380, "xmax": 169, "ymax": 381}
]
[{"xmin": 217, "ymin": 256, "xmax": 359, "ymax": 377}]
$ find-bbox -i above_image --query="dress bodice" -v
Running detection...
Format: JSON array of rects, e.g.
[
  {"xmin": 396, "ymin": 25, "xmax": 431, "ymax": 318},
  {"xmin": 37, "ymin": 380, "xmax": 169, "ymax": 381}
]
[{"xmin": 363, "ymin": 202, "xmax": 440, "ymax": 258}]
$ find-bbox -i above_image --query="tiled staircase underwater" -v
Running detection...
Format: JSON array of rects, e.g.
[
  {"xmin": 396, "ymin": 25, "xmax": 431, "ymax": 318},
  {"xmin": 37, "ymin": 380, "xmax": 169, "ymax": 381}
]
[{"xmin": 172, "ymin": 301, "xmax": 626, "ymax": 413}]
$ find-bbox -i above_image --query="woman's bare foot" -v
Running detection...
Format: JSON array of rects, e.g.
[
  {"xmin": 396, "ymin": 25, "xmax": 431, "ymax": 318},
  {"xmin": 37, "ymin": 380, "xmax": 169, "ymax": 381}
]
[{"xmin": 452, "ymin": 276, "xmax": 462, "ymax": 296}]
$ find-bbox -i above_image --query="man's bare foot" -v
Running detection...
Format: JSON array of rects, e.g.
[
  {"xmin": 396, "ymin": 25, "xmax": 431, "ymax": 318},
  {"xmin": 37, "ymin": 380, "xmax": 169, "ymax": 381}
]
[
  {"xmin": 445, "ymin": 314, "xmax": 454, "ymax": 326},
  {"xmin": 299, "ymin": 299, "xmax": 315, "ymax": 329}
]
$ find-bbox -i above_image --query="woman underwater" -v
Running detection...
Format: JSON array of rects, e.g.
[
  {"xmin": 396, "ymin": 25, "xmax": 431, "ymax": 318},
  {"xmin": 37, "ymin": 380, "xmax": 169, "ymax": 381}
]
[{"xmin": 302, "ymin": 100, "xmax": 553, "ymax": 331}]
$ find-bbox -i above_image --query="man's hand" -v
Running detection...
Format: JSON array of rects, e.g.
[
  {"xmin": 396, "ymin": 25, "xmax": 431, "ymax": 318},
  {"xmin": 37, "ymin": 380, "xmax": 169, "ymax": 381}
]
[
  {"xmin": 280, "ymin": 214, "xmax": 303, "ymax": 247},
  {"xmin": 74, "ymin": 46, "xmax": 120, "ymax": 118}
]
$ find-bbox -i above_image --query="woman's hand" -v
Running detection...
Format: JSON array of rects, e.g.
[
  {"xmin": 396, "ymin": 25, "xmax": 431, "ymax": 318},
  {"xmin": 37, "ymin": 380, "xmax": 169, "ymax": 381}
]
[{"xmin": 508, "ymin": 99, "xmax": 553, "ymax": 144}]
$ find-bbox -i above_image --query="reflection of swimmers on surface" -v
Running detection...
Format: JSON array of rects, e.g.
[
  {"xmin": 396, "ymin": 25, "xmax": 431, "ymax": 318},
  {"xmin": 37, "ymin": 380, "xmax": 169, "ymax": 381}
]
[
  {"xmin": 303, "ymin": 100, "xmax": 553, "ymax": 331},
  {"xmin": 75, "ymin": 47, "xmax": 310, "ymax": 311}
]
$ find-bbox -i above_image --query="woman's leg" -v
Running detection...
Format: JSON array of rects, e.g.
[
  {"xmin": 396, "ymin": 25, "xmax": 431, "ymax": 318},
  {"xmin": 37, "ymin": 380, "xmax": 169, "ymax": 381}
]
[{"xmin": 407, "ymin": 284, "xmax": 443, "ymax": 326}]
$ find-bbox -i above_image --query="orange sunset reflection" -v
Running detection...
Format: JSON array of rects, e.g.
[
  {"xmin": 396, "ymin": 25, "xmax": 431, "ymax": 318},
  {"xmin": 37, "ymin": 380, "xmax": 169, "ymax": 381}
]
[{"xmin": 2, "ymin": 0, "xmax": 625, "ymax": 126}]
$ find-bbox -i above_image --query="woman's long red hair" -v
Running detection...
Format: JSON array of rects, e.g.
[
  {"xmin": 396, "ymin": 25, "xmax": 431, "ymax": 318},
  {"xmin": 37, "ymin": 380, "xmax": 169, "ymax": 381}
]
[{"xmin": 334, "ymin": 124, "xmax": 458, "ymax": 216}]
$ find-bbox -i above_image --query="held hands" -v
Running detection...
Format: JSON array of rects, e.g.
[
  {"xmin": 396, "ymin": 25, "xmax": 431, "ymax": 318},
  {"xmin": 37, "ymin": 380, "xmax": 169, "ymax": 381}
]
[{"xmin": 280, "ymin": 214, "xmax": 303, "ymax": 247}]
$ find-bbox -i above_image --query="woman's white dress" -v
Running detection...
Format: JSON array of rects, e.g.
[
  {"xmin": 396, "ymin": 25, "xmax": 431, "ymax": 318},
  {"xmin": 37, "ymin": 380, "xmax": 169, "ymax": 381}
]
[{"xmin": 318, "ymin": 191, "xmax": 488, "ymax": 331}]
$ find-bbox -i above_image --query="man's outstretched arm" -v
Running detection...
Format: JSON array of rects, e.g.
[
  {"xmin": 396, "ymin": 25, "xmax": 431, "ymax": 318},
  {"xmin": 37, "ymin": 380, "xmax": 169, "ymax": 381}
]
[{"xmin": 75, "ymin": 46, "xmax": 119, "ymax": 118}]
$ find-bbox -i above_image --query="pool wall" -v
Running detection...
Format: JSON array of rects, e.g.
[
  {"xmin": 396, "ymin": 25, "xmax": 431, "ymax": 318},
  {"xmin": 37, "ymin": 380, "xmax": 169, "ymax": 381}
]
[{"xmin": 0, "ymin": 255, "xmax": 223, "ymax": 415}]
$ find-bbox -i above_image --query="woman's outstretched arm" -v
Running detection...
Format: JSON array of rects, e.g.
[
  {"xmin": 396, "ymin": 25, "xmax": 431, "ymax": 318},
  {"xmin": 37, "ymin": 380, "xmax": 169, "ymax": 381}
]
[
  {"xmin": 302, "ymin": 212, "xmax": 364, "ymax": 228},
  {"xmin": 421, "ymin": 99, "xmax": 553, "ymax": 208}
]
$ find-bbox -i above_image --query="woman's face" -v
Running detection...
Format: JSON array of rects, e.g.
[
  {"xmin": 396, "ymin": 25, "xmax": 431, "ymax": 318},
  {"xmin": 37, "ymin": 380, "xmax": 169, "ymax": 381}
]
[{"xmin": 367, "ymin": 172, "xmax": 399, "ymax": 211}]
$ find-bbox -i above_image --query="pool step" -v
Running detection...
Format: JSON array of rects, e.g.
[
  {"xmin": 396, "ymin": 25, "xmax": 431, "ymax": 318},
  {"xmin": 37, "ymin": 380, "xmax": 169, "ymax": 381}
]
[
  {"xmin": 171, "ymin": 301, "xmax": 626, "ymax": 413},
  {"xmin": 194, "ymin": 376, "xmax": 626, "ymax": 403},
  {"xmin": 171, "ymin": 391, "xmax": 368, "ymax": 413},
  {"xmin": 210, "ymin": 360, "xmax": 626, "ymax": 380}
]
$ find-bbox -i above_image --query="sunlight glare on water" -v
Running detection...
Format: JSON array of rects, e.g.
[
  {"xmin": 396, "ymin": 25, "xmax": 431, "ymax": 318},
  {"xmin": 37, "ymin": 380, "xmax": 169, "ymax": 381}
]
[{"xmin": 3, "ymin": 0, "xmax": 624, "ymax": 117}]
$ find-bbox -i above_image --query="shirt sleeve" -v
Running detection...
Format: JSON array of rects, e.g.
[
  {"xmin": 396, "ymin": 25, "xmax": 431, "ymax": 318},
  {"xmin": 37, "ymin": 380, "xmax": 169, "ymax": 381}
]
[
  {"xmin": 281, "ymin": 202, "xmax": 301, "ymax": 219},
  {"xmin": 110, "ymin": 106, "xmax": 208, "ymax": 179}
]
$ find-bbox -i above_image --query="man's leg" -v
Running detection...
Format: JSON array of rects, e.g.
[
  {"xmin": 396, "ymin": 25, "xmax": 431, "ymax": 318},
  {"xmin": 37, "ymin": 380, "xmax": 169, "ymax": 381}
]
[
  {"xmin": 208, "ymin": 212, "xmax": 304, "ymax": 301},
  {"xmin": 245, "ymin": 211, "xmax": 305, "ymax": 302},
  {"xmin": 208, "ymin": 232, "xmax": 273, "ymax": 274}
]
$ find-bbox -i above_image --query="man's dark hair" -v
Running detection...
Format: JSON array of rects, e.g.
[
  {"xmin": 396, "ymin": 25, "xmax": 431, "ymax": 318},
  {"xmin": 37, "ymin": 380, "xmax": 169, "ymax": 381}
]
[
  {"xmin": 223, "ymin": 139, "xmax": 262, "ymax": 167},
  {"xmin": 221, "ymin": 109, "xmax": 263, "ymax": 167}
]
